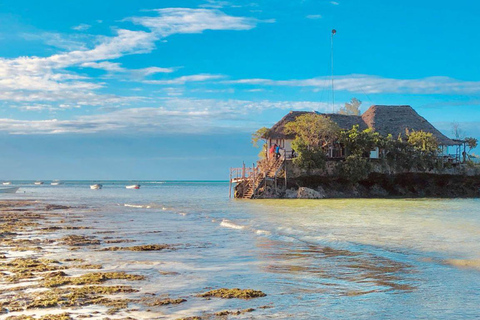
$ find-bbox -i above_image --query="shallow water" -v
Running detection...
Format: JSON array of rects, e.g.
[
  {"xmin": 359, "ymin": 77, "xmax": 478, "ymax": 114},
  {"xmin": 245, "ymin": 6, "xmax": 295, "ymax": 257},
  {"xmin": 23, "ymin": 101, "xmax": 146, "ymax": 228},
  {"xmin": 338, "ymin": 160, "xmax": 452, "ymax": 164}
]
[{"xmin": 4, "ymin": 181, "xmax": 480, "ymax": 319}]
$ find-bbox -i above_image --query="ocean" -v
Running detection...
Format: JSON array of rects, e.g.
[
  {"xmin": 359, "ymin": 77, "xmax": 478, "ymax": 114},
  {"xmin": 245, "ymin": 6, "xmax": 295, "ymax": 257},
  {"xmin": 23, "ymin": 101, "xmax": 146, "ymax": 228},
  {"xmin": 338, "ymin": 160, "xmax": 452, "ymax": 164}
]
[{"xmin": 3, "ymin": 180, "xmax": 480, "ymax": 319}]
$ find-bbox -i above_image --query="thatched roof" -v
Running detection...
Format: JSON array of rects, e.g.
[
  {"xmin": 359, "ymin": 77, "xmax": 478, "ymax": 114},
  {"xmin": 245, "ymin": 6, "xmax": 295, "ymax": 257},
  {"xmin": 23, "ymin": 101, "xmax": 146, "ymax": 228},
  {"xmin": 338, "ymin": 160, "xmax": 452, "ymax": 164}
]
[
  {"xmin": 266, "ymin": 111, "xmax": 309, "ymax": 139},
  {"xmin": 325, "ymin": 113, "xmax": 368, "ymax": 131},
  {"xmin": 266, "ymin": 111, "xmax": 367, "ymax": 139},
  {"xmin": 361, "ymin": 105, "xmax": 459, "ymax": 146},
  {"xmin": 265, "ymin": 105, "xmax": 459, "ymax": 146}
]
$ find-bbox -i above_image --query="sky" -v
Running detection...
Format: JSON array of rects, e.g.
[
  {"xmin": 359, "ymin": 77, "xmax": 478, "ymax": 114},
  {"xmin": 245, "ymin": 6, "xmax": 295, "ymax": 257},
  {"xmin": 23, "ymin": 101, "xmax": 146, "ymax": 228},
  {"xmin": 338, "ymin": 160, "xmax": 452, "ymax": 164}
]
[{"xmin": 0, "ymin": 0, "xmax": 479, "ymax": 180}]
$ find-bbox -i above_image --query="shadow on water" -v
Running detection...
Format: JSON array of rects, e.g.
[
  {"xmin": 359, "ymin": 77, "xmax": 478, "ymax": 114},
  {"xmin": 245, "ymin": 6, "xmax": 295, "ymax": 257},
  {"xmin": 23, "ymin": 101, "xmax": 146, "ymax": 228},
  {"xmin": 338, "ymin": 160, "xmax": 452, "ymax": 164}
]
[{"xmin": 258, "ymin": 238, "xmax": 417, "ymax": 296}]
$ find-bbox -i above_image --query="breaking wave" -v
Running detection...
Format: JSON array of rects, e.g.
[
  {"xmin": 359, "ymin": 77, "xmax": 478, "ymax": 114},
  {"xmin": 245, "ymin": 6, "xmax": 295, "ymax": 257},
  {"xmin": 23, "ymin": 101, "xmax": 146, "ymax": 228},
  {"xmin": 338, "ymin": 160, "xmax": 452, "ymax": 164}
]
[{"xmin": 220, "ymin": 219, "xmax": 246, "ymax": 230}]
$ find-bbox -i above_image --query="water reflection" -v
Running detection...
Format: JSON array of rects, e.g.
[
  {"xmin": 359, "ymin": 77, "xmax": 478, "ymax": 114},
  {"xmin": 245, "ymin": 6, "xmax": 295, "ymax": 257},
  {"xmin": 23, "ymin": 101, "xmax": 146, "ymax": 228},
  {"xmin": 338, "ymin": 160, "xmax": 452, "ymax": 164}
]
[{"xmin": 258, "ymin": 238, "xmax": 416, "ymax": 296}]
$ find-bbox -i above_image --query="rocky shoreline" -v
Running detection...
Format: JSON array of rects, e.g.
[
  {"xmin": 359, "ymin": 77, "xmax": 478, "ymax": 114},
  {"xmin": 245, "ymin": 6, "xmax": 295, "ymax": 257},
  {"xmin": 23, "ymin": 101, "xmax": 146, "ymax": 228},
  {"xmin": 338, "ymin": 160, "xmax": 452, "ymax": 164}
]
[
  {"xmin": 0, "ymin": 200, "xmax": 268, "ymax": 319},
  {"xmin": 260, "ymin": 173, "xmax": 480, "ymax": 199}
]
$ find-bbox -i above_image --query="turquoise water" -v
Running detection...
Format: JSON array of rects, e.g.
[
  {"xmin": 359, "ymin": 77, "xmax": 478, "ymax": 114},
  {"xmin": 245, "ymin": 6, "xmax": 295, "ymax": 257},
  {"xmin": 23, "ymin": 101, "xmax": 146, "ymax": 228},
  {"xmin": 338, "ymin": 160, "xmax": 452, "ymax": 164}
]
[{"xmin": 4, "ymin": 181, "xmax": 480, "ymax": 319}]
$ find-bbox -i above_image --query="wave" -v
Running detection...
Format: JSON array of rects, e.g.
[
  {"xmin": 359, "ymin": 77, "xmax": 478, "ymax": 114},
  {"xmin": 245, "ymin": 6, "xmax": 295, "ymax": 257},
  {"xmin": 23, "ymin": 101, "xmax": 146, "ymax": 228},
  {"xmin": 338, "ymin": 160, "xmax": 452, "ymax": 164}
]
[
  {"xmin": 256, "ymin": 229, "xmax": 271, "ymax": 235},
  {"xmin": 220, "ymin": 219, "xmax": 246, "ymax": 230},
  {"xmin": 219, "ymin": 220, "xmax": 273, "ymax": 238},
  {"xmin": 124, "ymin": 204, "xmax": 152, "ymax": 209}
]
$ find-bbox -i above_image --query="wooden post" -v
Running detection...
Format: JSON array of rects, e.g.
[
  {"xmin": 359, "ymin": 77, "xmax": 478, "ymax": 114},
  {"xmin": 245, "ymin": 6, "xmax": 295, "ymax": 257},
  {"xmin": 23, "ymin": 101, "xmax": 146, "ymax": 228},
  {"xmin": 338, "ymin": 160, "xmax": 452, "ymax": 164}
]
[
  {"xmin": 252, "ymin": 163, "xmax": 256, "ymax": 198},
  {"xmin": 274, "ymin": 174, "xmax": 277, "ymax": 194},
  {"xmin": 229, "ymin": 168, "xmax": 232, "ymax": 198},
  {"xmin": 242, "ymin": 162, "xmax": 246, "ymax": 179}
]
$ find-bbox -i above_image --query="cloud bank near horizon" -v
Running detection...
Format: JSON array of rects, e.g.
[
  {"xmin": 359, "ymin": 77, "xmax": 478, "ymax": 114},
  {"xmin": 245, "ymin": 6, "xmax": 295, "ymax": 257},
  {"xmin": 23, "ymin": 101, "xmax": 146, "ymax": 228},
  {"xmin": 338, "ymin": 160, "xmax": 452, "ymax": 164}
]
[{"xmin": 0, "ymin": 99, "xmax": 337, "ymax": 134}]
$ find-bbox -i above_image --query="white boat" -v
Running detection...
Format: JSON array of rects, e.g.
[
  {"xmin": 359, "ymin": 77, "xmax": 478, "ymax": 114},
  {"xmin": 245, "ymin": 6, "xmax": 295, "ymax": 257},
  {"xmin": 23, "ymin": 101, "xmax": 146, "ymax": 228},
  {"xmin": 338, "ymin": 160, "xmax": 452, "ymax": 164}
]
[
  {"xmin": 34, "ymin": 181, "xmax": 44, "ymax": 185},
  {"xmin": 51, "ymin": 181, "xmax": 61, "ymax": 186},
  {"xmin": 90, "ymin": 184, "xmax": 102, "ymax": 190},
  {"xmin": 126, "ymin": 184, "xmax": 140, "ymax": 189},
  {"xmin": 0, "ymin": 187, "xmax": 19, "ymax": 193},
  {"xmin": 2, "ymin": 182, "xmax": 11, "ymax": 185}
]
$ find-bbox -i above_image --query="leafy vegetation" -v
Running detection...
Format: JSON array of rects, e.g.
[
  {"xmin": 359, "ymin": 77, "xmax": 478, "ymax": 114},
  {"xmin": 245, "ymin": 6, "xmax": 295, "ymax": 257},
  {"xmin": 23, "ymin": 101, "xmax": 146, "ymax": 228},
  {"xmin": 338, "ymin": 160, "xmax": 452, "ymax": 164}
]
[
  {"xmin": 285, "ymin": 113, "xmax": 340, "ymax": 148},
  {"xmin": 251, "ymin": 127, "xmax": 270, "ymax": 159},
  {"xmin": 339, "ymin": 125, "xmax": 382, "ymax": 157},
  {"xmin": 338, "ymin": 98, "xmax": 361, "ymax": 115},
  {"xmin": 465, "ymin": 137, "xmax": 478, "ymax": 158},
  {"xmin": 276, "ymin": 113, "xmax": 461, "ymax": 181},
  {"xmin": 284, "ymin": 114, "xmax": 340, "ymax": 170},
  {"xmin": 291, "ymin": 138, "xmax": 327, "ymax": 170},
  {"xmin": 336, "ymin": 154, "xmax": 371, "ymax": 182}
]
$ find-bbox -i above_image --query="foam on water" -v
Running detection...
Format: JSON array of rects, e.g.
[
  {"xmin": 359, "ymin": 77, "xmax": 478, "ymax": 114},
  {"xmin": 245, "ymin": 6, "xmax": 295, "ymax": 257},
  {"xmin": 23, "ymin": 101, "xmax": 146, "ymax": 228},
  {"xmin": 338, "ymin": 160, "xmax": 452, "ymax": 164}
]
[
  {"xmin": 220, "ymin": 219, "xmax": 246, "ymax": 230},
  {"xmin": 124, "ymin": 203, "xmax": 152, "ymax": 209}
]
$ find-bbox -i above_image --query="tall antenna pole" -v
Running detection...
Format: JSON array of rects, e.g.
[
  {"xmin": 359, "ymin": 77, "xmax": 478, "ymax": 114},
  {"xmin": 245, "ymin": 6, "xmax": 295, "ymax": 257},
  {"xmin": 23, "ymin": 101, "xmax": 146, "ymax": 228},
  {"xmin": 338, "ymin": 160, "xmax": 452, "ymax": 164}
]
[{"xmin": 331, "ymin": 29, "xmax": 336, "ymax": 113}]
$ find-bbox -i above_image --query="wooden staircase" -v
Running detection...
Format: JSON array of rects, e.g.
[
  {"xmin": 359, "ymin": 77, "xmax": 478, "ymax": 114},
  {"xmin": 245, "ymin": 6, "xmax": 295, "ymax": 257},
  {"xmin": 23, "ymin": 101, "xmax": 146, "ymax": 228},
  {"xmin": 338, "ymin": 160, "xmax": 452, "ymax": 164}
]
[
  {"xmin": 266, "ymin": 158, "xmax": 284, "ymax": 178},
  {"xmin": 242, "ymin": 158, "xmax": 284, "ymax": 199}
]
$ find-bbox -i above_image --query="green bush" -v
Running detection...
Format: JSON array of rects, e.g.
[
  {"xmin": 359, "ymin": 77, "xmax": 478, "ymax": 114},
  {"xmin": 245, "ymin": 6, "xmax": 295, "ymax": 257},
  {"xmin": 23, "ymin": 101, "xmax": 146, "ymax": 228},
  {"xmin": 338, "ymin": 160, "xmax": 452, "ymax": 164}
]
[
  {"xmin": 337, "ymin": 154, "xmax": 371, "ymax": 183},
  {"xmin": 291, "ymin": 138, "xmax": 326, "ymax": 170}
]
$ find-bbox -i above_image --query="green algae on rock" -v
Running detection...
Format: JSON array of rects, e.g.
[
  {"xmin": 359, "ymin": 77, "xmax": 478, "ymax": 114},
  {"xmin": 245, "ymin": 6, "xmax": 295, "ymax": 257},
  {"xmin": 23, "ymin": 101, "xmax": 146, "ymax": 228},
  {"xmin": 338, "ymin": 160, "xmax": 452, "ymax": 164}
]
[
  {"xmin": 1, "ymin": 285, "xmax": 138, "ymax": 313},
  {"xmin": 215, "ymin": 308, "xmax": 255, "ymax": 316},
  {"xmin": 72, "ymin": 264, "xmax": 103, "ymax": 269},
  {"xmin": 44, "ymin": 204, "xmax": 72, "ymax": 211},
  {"xmin": 0, "ymin": 258, "xmax": 65, "ymax": 278},
  {"xmin": 42, "ymin": 272, "xmax": 145, "ymax": 288},
  {"xmin": 59, "ymin": 235, "xmax": 100, "ymax": 246},
  {"xmin": 198, "ymin": 288, "xmax": 266, "ymax": 299},
  {"xmin": 6, "ymin": 313, "xmax": 72, "ymax": 320},
  {"xmin": 144, "ymin": 298, "xmax": 186, "ymax": 306},
  {"xmin": 100, "ymin": 244, "xmax": 173, "ymax": 251}
]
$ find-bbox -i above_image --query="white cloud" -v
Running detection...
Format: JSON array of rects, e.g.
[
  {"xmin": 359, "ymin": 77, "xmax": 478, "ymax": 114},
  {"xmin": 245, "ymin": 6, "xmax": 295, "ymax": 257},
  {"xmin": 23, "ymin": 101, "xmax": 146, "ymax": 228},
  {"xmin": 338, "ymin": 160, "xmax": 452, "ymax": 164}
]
[
  {"xmin": 226, "ymin": 74, "xmax": 480, "ymax": 95},
  {"xmin": 0, "ymin": 8, "xmax": 261, "ymax": 109},
  {"xmin": 81, "ymin": 61, "xmax": 124, "ymax": 72},
  {"xmin": 145, "ymin": 74, "xmax": 225, "ymax": 85},
  {"xmin": 81, "ymin": 62, "xmax": 174, "ymax": 77},
  {"xmin": 163, "ymin": 87, "xmax": 185, "ymax": 96},
  {"xmin": 133, "ymin": 66, "xmax": 175, "ymax": 77},
  {"xmin": 0, "ymin": 28, "xmax": 157, "ymax": 99},
  {"xmin": 200, "ymin": 0, "xmax": 232, "ymax": 9},
  {"xmin": 306, "ymin": 14, "xmax": 322, "ymax": 19},
  {"xmin": 22, "ymin": 32, "xmax": 90, "ymax": 51},
  {"xmin": 16, "ymin": 104, "xmax": 54, "ymax": 112},
  {"xmin": 0, "ymin": 98, "xmax": 334, "ymax": 134},
  {"xmin": 72, "ymin": 24, "xmax": 91, "ymax": 31},
  {"xmin": 128, "ymin": 8, "xmax": 265, "ymax": 37},
  {"xmin": 0, "ymin": 90, "xmax": 141, "ymax": 106},
  {"xmin": 330, "ymin": 1, "xmax": 340, "ymax": 5}
]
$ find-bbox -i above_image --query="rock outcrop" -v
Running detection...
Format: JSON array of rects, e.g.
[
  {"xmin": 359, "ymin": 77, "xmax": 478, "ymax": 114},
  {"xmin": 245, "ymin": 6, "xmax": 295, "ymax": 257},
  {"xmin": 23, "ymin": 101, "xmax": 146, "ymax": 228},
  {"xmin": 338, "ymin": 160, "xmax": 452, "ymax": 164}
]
[{"xmin": 295, "ymin": 187, "xmax": 326, "ymax": 199}]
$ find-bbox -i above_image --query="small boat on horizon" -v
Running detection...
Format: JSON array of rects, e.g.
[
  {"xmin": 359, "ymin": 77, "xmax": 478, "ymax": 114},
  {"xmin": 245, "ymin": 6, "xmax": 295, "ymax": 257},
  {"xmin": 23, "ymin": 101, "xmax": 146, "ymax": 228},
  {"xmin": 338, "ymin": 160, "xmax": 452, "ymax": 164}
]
[
  {"xmin": 34, "ymin": 181, "xmax": 44, "ymax": 185},
  {"xmin": 0, "ymin": 187, "xmax": 19, "ymax": 193},
  {"xmin": 126, "ymin": 184, "xmax": 141, "ymax": 189},
  {"xmin": 90, "ymin": 184, "xmax": 102, "ymax": 190},
  {"xmin": 2, "ymin": 182, "xmax": 11, "ymax": 185},
  {"xmin": 51, "ymin": 182, "xmax": 61, "ymax": 186}
]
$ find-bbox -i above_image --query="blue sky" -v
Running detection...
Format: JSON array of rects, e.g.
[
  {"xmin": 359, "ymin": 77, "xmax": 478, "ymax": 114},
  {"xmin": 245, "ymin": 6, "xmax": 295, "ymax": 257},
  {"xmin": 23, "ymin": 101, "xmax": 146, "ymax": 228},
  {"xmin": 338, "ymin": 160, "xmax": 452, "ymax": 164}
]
[{"xmin": 0, "ymin": 0, "xmax": 479, "ymax": 179}]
